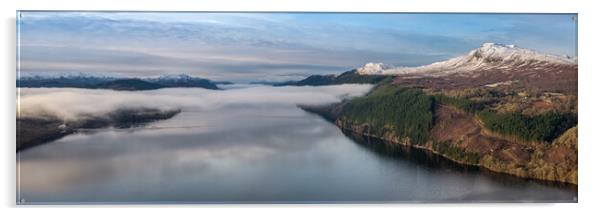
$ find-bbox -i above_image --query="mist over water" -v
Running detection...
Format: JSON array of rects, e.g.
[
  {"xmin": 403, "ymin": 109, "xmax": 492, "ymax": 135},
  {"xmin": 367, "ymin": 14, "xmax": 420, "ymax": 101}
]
[
  {"xmin": 17, "ymin": 85, "xmax": 576, "ymax": 203},
  {"xmin": 17, "ymin": 84, "xmax": 372, "ymax": 121}
]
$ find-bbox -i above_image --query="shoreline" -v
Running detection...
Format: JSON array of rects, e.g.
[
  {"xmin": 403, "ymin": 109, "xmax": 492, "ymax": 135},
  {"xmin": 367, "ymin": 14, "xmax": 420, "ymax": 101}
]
[
  {"xmin": 299, "ymin": 104, "xmax": 577, "ymax": 187},
  {"xmin": 341, "ymin": 129, "xmax": 578, "ymax": 190},
  {"xmin": 336, "ymin": 123, "xmax": 577, "ymax": 187},
  {"xmin": 17, "ymin": 108, "xmax": 181, "ymax": 152}
]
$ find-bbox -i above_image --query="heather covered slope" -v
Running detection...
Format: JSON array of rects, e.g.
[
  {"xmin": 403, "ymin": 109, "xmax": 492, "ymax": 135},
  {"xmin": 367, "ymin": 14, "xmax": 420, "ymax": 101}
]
[{"xmin": 302, "ymin": 83, "xmax": 577, "ymax": 184}]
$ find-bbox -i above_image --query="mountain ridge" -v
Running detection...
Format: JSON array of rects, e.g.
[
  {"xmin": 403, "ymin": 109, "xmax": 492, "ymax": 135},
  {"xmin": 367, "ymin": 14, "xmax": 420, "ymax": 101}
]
[
  {"xmin": 278, "ymin": 43, "xmax": 577, "ymax": 93},
  {"xmin": 17, "ymin": 73, "xmax": 220, "ymax": 90},
  {"xmin": 357, "ymin": 43, "xmax": 577, "ymax": 77},
  {"xmin": 273, "ymin": 70, "xmax": 389, "ymax": 87}
]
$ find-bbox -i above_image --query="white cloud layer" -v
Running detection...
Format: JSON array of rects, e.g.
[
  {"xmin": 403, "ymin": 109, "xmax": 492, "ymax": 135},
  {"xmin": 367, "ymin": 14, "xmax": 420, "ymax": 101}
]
[{"xmin": 17, "ymin": 84, "xmax": 373, "ymax": 121}]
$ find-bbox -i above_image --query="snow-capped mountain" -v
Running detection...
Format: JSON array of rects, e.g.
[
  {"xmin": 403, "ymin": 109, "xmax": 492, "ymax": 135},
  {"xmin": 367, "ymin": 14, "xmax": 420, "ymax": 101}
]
[
  {"xmin": 146, "ymin": 73, "xmax": 195, "ymax": 81},
  {"xmin": 143, "ymin": 73, "xmax": 219, "ymax": 89},
  {"xmin": 357, "ymin": 43, "xmax": 577, "ymax": 77},
  {"xmin": 17, "ymin": 73, "xmax": 220, "ymax": 90},
  {"xmin": 356, "ymin": 63, "xmax": 395, "ymax": 75},
  {"xmin": 18, "ymin": 71, "xmax": 122, "ymax": 80}
]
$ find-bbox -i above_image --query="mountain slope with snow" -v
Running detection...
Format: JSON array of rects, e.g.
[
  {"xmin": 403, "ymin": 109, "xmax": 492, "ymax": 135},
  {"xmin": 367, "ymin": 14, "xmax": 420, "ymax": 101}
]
[
  {"xmin": 356, "ymin": 63, "xmax": 395, "ymax": 75},
  {"xmin": 17, "ymin": 73, "xmax": 220, "ymax": 90},
  {"xmin": 357, "ymin": 43, "xmax": 577, "ymax": 77}
]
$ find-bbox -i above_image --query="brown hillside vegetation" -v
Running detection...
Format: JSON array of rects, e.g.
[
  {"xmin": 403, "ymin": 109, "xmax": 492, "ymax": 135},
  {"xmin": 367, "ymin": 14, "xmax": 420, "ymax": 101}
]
[
  {"xmin": 429, "ymin": 105, "xmax": 577, "ymax": 184},
  {"xmin": 392, "ymin": 64, "xmax": 577, "ymax": 94}
]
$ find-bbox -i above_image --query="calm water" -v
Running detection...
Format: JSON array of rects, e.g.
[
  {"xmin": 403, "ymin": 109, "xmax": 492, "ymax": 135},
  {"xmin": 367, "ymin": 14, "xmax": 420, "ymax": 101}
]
[{"xmin": 17, "ymin": 86, "xmax": 577, "ymax": 203}]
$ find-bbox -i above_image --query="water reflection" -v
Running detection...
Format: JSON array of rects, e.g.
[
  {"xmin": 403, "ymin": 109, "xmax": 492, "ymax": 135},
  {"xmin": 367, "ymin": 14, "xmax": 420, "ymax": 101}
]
[
  {"xmin": 343, "ymin": 131, "xmax": 479, "ymax": 172},
  {"xmin": 342, "ymin": 131, "xmax": 578, "ymax": 202}
]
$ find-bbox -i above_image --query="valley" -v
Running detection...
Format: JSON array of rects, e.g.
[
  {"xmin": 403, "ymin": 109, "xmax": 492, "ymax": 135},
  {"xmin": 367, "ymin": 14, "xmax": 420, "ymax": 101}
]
[
  {"xmin": 15, "ymin": 12, "xmax": 580, "ymax": 203},
  {"xmin": 17, "ymin": 43, "xmax": 579, "ymax": 184}
]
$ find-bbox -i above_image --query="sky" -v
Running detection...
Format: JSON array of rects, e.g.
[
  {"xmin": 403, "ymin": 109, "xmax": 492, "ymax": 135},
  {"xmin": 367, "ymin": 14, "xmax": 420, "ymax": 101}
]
[{"xmin": 17, "ymin": 12, "xmax": 577, "ymax": 82}]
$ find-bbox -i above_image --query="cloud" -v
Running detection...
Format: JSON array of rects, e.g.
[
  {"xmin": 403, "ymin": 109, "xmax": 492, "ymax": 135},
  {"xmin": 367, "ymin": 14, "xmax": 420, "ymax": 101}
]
[
  {"xmin": 17, "ymin": 84, "xmax": 373, "ymax": 121},
  {"xmin": 18, "ymin": 12, "xmax": 577, "ymax": 81},
  {"xmin": 19, "ymin": 45, "xmax": 352, "ymax": 81}
]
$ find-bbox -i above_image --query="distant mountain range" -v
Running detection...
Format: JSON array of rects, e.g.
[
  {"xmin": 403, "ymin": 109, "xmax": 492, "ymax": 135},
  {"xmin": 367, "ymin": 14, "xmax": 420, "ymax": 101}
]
[
  {"xmin": 356, "ymin": 43, "xmax": 577, "ymax": 76},
  {"xmin": 280, "ymin": 43, "xmax": 578, "ymax": 93},
  {"xmin": 18, "ymin": 43, "xmax": 578, "ymax": 93},
  {"xmin": 17, "ymin": 73, "xmax": 220, "ymax": 90}
]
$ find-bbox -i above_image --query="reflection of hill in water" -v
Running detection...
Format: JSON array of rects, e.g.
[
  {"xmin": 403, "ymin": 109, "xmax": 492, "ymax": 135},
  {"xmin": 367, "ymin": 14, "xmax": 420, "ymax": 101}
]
[
  {"xmin": 341, "ymin": 130, "xmax": 578, "ymax": 192},
  {"xmin": 342, "ymin": 130, "xmax": 478, "ymax": 172}
]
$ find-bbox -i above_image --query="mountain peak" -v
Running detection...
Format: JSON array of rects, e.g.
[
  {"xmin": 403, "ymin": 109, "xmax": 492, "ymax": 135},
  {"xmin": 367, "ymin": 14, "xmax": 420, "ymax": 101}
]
[
  {"xmin": 155, "ymin": 73, "xmax": 192, "ymax": 80},
  {"xmin": 470, "ymin": 42, "xmax": 575, "ymax": 65},
  {"xmin": 356, "ymin": 62, "xmax": 394, "ymax": 75},
  {"xmin": 481, "ymin": 42, "xmax": 515, "ymax": 49},
  {"xmin": 356, "ymin": 43, "xmax": 576, "ymax": 76}
]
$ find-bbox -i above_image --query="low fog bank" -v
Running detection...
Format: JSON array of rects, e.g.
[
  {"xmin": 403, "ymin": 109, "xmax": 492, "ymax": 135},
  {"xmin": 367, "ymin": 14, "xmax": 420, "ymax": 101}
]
[{"xmin": 17, "ymin": 84, "xmax": 373, "ymax": 121}]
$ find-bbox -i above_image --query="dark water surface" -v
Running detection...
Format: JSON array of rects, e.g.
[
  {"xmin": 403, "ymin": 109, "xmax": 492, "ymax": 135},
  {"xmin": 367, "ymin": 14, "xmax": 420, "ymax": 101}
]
[{"xmin": 17, "ymin": 87, "xmax": 577, "ymax": 203}]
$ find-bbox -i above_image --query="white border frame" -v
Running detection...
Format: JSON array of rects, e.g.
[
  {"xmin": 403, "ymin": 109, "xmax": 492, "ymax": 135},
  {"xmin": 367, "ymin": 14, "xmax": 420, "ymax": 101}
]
[{"xmin": 2, "ymin": 0, "xmax": 601, "ymax": 215}]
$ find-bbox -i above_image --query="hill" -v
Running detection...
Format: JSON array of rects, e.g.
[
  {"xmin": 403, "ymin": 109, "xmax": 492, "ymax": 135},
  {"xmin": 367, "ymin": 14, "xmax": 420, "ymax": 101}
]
[
  {"xmin": 275, "ymin": 70, "xmax": 389, "ymax": 86},
  {"xmin": 17, "ymin": 73, "xmax": 220, "ymax": 90},
  {"xmin": 301, "ymin": 82, "xmax": 578, "ymax": 184},
  {"xmin": 93, "ymin": 79, "xmax": 164, "ymax": 91},
  {"xmin": 360, "ymin": 43, "xmax": 578, "ymax": 93},
  {"xmin": 17, "ymin": 108, "xmax": 181, "ymax": 151}
]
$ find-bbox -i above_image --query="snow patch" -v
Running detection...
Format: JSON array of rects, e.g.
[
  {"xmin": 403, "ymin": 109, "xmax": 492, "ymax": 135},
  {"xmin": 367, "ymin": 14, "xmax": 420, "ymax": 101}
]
[
  {"xmin": 356, "ymin": 43, "xmax": 577, "ymax": 76},
  {"xmin": 484, "ymin": 80, "xmax": 518, "ymax": 88},
  {"xmin": 356, "ymin": 62, "xmax": 394, "ymax": 75}
]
